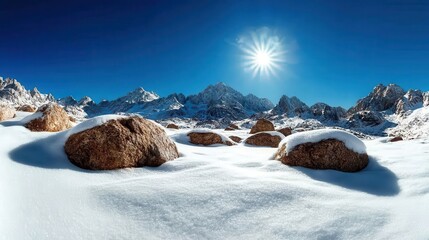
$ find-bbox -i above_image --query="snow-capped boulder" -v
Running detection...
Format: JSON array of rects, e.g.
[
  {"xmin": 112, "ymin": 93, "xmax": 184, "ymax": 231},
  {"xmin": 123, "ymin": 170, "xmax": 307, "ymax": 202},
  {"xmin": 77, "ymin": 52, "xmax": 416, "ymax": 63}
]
[
  {"xmin": 25, "ymin": 103, "xmax": 72, "ymax": 132},
  {"xmin": 274, "ymin": 129, "xmax": 368, "ymax": 172},
  {"xmin": 187, "ymin": 130, "xmax": 234, "ymax": 146},
  {"xmin": 64, "ymin": 116, "xmax": 179, "ymax": 170},
  {"xmin": 0, "ymin": 104, "xmax": 16, "ymax": 121},
  {"xmin": 17, "ymin": 104, "xmax": 37, "ymax": 112},
  {"xmin": 245, "ymin": 131, "xmax": 285, "ymax": 148},
  {"xmin": 229, "ymin": 135, "xmax": 242, "ymax": 143},
  {"xmin": 347, "ymin": 110, "xmax": 385, "ymax": 127},
  {"xmin": 166, "ymin": 123, "xmax": 179, "ymax": 129},
  {"xmin": 250, "ymin": 119, "xmax": 275, "ymax": 134},
  {"xmin": 225, "ymin": 123, "xmax": 239, "ymax": 131},
  {"xmin": 277, "ymin": 127, "xmax": 292, "ymax": 137}
]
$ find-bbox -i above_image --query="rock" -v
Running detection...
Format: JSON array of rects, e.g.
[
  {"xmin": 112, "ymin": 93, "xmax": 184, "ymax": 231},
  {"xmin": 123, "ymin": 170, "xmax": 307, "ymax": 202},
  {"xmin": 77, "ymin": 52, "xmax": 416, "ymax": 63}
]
[
  {"xmin": 225, "ymin": 123, "xmax": 239, "ymax": 131},
  {"xmin": 347, "ymin": 110, "xmax": 385, "ymax": 127},
  {"xmin": 25, "ymin": 103, "xmax": 72, "ymax": 132},
  {"xmin": 274, "ymin": 139, "xmax": 368, "ymax": 172},
  {"xmin": 229, "ymin": 136, "xmax": 242, "ymax": 143},
  {"xmin": 277, "ymin": 127, "xmax": 292, "ymax": 137},
  {"xmin": 166, "ymin": 123, "xmax": 179, "ymax": 129},
  {"xmin": 390, "ymin": 136, "xmax": 403, "ymax": 142},
  {"xmin": 187, "ymin": 131, "xmax": 234, "ymax": 146},
  {"xmin": 17, "ymin": 104, "xmax": 37, "ymax": 112},
  {"xmin": 250, "ymin": 119, "xmax": 275, "ymax": 134},
  {"xmin": 64, "ymin": 116, "xmax": 179, "ymax": 170},
  {"xmin": 0, "ymin": 104, "xmax": 16, "ymax": 121},
  {"xmin": 245, "ymin": 132, "xmax": 284, "ymax": 148}
]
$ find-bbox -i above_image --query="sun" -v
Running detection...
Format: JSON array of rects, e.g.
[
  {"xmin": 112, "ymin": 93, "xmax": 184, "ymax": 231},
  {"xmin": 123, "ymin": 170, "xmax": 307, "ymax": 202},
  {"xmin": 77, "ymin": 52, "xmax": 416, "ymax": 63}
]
[
  {"xmin": 254, "ymin": 50, "xmax": 272, "ymax": 67},
  {"xmin": 238, "ymin": 28, "xmax": 285, "ymax": 78}
]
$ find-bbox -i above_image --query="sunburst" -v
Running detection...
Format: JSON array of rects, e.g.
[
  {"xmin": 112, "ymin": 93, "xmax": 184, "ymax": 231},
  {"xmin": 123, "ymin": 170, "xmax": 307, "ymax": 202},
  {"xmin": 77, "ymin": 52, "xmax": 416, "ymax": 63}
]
[{"xmin": 239, "ymin": 29, "xmax": 285, "ymax": 78}]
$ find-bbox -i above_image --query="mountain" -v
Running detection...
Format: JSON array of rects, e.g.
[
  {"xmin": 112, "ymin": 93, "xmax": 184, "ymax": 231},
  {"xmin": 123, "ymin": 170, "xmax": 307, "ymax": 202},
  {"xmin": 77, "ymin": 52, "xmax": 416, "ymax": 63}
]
[
  {"xmin": 310, "ymin": 103, "xmax": 347, "ymax": 121},
  {"xmin": 2, "ymin": 75, "xmax": 429, "ymax": 139},
  {"xmin": 0, "ymin": 77, "xmax": 54, "ymax": 107},
  {"xmin": 82, "ymin": 82, "xmax": 274, "ymax": 121},
  {"xmin": 348, "ymin": 84, "xmax": 406, "ymax": 114}
]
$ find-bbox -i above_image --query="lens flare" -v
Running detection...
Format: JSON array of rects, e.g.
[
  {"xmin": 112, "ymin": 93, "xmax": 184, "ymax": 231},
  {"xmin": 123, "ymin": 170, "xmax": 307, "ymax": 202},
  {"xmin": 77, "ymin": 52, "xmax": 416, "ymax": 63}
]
[{"xmin": 238, "ymin": 28, "xmax": 285, "ymax": 78}]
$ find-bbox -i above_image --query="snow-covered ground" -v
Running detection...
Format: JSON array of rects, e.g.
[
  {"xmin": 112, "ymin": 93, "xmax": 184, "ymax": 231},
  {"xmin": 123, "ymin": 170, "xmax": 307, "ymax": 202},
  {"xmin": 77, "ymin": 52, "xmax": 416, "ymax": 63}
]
[{"xmin": 1, "ymin": 113, "xmax": 428, "ymax": 239}]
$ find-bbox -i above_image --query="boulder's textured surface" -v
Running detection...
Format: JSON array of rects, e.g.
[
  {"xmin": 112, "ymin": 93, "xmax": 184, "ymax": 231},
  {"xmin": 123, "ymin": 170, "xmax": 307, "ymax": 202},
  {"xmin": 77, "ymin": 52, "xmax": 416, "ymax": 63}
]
[
  {"xmin": 0, "ymin": 104, "xmax": 16, "ymax": 121},
  {"xmin": 245, "ymin": 132, "xmax": 283, "ymax": 148},
  {"xmin": 277, "ymin": 127, "xmax": 292, "ymax": 137},
  {"xmin": 250, "ymin": 119, "xmax": 275, "ymax": 134},
  {"xmin": 17, "ymin": 104, "xmax": 37, "ymax": 112},
  {"xmin": 166, "ymin": 123, "xmax": 179, "ymax": 129},
  {"xmin": 229, "ymin": 135, "xmax": 242, "ymax": 143},
  {"xmin": 274, "ymin": 139, "xmax": 368, "ymax": 172},
  {"xmin": 65, "ymin": 117, "xmax": 179, "ymax": 170},
  {"xmin": 225, "ymin": 123, "xmax": 239, "ymax": 131},
  {"xmin": 187, "ymin": 132, "xmax": 233, "ymax": 146},
  {"xmin": 390, "ymin": 136, "xmax": 403, "ymax": 142},
  {"xmin": 25, "ymin": 103, "xmax": 72, "ymax": 132}
]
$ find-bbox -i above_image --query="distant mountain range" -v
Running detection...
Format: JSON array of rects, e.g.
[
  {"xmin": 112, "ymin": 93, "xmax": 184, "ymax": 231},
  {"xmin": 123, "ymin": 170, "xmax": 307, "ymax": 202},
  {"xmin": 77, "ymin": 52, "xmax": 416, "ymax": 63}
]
[{"xmin": 1, "ymin": 75, "xmax": 429, "ymax": 138}]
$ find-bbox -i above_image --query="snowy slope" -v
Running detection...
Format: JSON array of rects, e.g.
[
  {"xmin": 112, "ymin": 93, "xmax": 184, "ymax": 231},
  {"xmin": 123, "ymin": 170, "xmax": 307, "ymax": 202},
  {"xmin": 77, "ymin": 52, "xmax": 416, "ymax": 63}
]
[{"xmin": 1, "ymin": 114, "xmax": 429, "ymax": 239}]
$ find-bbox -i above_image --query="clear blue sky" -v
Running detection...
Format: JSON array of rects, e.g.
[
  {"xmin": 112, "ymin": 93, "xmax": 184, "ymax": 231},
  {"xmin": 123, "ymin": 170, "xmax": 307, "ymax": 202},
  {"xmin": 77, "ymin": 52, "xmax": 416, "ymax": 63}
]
[{"xmin": 1, "ymin": 0, "xmax": 428, "ymax": 108}]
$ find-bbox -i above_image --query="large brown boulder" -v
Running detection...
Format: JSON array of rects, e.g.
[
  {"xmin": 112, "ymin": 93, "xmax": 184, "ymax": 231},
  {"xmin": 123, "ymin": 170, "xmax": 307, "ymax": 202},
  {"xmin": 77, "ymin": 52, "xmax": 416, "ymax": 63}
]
[
  {"xmin": 274, "ymin": 139, "xmax": 368, "ymax": 172},
  {"xmin": 250, "ymin": 119, "xmax": 275, "ymax": 134},
  {"xmin": 277, "ymin": 127, "xmax": 292, "ymax": 137},
  {"xmin": 245, "ymin": 132, "xmax": 284, "ymax": 148},
  {"xmin": 225, "ymin": 123, "xmax": 239, "ymax": 131},
  {"xmin": 187, "ymin": 131, "xmax": 234, "ymax": 146},
  {"xmin": 166, "ymin": 123, "xmax": 179, "ymax": 129},
  {"xmin": 25, "ymin": 103, "xmax": 72, "ymax": 132},
  {"xmin": 229, "ymin": 135, "xmax": 242, "ymax": 143},
  {"xmin": 17, "ymin": 104, "xmax": 37, "ymax": 112},
  {"xmin": 0, "ymin": 104, "xmax": 16, "ymax": 121},
  {"xmin": 390, "ymin": 136, "xmax": 403, "ymax": 142},
  {"xmin": 65, "ymin": 116, "xmax": 179, "ymax": 170}
]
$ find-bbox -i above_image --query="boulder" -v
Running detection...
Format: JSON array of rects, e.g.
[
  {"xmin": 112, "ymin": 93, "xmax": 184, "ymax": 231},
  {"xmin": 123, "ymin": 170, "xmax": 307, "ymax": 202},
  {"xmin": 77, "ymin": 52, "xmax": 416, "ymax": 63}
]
[
  {"xmin": 277, "ymin": 127, "xmax": 292, "ymax": 137},
  {"xmin": 274, "ymin": 139, "xmax": 368, "ymax": 172},
  {"xmin": 229, "ymin": 136, "xmax": 242, "ymax": 143},
  {"xmin": 0, "ymin": 104, "xmax": 16, "ymax": 121},
  {"xmin": 390, "ymin": 136, "xmax": 403, "ymax": 142},
  {"xmin": 64, "ymin": 116, "xmax": 179, "ymax": 170},
  {"xmin": 166, "ymin": 123, "xmax": 179, "ymax": 129},
  {"xmin": 25, "ymin": 103, "xmax": 72, "ymax": 132},
  {"xmin": 17, "ymin": 104, "xmax": 37, "ymax": 112},
  {"xmin": 245, "ymin": 132, "xmax": 284, "ymax": 148},
  {"xmin": 225, "ymin": 123, "xmax": 239, "ymax": 131},
  {"xmin": 187, "ymin": 131, "xmax": 234, "ymax": 146},
  {"xmin": 250, "ymin": 119, "xmax": 275, "ymax": 134}
]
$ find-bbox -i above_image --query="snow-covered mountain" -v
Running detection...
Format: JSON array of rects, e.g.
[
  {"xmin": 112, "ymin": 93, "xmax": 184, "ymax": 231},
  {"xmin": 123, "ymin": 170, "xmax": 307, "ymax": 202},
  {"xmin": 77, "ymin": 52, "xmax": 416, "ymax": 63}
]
[
  {"xmin": 80, "ymin": 82, "xmax": 274, "ymax": 121},
  {"xmin": 2, "ymin": 75, "xmax": 429, "ymax": 139},
  {"xmin": 0, "ymin": 77, "xmax": 55, "ymax": 107}
]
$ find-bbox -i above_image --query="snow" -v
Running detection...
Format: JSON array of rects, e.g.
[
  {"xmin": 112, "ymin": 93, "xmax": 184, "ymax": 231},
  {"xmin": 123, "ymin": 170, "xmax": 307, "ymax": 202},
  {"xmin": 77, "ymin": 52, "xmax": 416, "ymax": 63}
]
[
  {"xmin": 65, "ymin": 114, "xmax": 125, "ymax": 138},
  {"xmin": 279, "ymin": 129, "xmax": 367, "ymax": 154},
  {"xmin": 1, "ymin": 115, "xmax": 429, "ymax": 239}
]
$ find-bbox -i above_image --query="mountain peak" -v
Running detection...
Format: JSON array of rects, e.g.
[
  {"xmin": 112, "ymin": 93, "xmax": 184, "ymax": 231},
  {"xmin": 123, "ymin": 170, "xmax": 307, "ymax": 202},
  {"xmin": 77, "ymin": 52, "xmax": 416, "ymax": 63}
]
[{"xmin": 121, "ymin": 87, "xmax": 159, "ymax": 103}]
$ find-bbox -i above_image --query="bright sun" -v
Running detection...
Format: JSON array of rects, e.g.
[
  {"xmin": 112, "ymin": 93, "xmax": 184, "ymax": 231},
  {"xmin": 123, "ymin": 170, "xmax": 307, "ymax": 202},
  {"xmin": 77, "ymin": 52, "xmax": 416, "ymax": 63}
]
[
  {"xmin": 254, "ymin": 50, "xmax": 272, "ymax": 67},
  {"xmin": 239, "ymin": 28, "xmax": 285, "ymax": 78}
]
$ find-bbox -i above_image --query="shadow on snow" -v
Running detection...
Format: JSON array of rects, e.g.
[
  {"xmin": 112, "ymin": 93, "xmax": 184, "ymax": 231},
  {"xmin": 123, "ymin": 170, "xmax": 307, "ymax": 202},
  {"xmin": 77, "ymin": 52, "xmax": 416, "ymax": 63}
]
[{"xmin": 294, "ymin": 156, "xmax": 400, "ymax": 196}]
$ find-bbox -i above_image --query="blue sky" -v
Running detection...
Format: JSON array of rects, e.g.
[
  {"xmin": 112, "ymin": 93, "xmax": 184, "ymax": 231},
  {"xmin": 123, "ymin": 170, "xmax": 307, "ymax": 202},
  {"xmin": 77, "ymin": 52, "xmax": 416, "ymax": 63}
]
[{"xmin": 0, "ymin": 0, "xmax": 428, "ymax": 108}]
